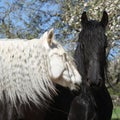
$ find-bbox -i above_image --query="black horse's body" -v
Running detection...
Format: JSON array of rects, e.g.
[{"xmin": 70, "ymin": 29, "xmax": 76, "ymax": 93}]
[{"xmin": 68, "ymin": 11, "xmax": 113, "ymax": 120}]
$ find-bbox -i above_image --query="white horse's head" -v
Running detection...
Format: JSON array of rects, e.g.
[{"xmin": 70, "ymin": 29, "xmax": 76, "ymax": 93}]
[
  {"xmin": 41, "ymin": 29, "xmax": 82, "ymax": 90},
  {"xmin": 0, "ymin": 28, "xmax": 82, "ymax": 107}
]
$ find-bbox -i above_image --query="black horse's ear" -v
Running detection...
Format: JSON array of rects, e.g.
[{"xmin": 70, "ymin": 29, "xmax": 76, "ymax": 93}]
[
  {"xmin": 81, "ymin": 12, "xmax": 88, "ymax": 26},
  {"xmin": 100, "ymin": 11, "xmax": 108, "ymax": 27}
]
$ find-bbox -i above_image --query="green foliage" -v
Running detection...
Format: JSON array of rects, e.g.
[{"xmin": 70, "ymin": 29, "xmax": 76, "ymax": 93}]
[{"xmin": 112, "ymin": 107, "xmax": 120, "ymax": 119}]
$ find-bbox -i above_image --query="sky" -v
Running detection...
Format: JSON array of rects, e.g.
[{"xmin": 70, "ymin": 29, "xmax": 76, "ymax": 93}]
[{"xmin": 108, "ymin": 40, "xmax": 120, "ymax": 60}]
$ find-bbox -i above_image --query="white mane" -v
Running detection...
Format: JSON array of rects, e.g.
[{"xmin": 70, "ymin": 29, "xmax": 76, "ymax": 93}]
[
  {"xmin": 0, "ymin": 29, "xmax": 82, "ymax": 108},
  {"xmin": 0, "ymin": 33, "xmax": 55, "ymax": 107}
]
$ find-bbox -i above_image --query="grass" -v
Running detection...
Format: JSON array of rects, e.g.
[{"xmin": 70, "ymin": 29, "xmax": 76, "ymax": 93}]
[{"xmin": 112, "ymin": 106, "xmax": 120, "ymax": 120}]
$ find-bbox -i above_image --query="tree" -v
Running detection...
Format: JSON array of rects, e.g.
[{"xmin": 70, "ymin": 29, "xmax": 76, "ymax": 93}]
[{"xmin": 0, "ymin": 0, "xmax": 58, "ymax": 39}]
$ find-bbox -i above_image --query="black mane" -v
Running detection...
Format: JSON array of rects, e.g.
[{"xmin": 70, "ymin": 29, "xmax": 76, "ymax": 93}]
[{"xmin": 79, "ymin": 20, "xmax": 107, "ymax": 50}]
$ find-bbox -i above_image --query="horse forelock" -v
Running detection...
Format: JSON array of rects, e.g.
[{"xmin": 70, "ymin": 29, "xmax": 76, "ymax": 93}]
[
  {"xmin": 0, "ymin": 38, "xmax": 56, "ymax": 108},
  {"xmin": 79, "ymin": 20, "xmax": 107, "ymax": 57}
]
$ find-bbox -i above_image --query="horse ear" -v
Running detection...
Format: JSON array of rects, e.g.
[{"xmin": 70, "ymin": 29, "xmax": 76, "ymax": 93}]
[
  {"xmin": 81, "ymin": 12, "xmax": 88, "ymax": 25},
  {"xmin": 100, "ymin": 11, "xmax": 108, "ymax": 27},
  {"xmin": 47, "ymin": 28, "xmax": 54, "ymax": 45}
]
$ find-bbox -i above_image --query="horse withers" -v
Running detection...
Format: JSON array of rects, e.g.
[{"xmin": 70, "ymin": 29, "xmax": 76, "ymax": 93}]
[
  {"xmin": 0, "ymin": 29, "xmax": 82, "ymax": 120},
  {"xmin": 68, "ymin": 11, "xmax": 113, "ymax": 120}
]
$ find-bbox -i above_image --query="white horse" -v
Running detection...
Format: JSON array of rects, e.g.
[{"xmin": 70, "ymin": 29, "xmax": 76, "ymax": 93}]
[{"xmin": 0, "ymin": 29, "xmax": 82, "ymax": 108}]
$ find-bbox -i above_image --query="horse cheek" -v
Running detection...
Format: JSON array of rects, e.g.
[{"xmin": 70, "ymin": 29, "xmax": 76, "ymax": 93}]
[{"xmin": 49, "ymin": 57, "xmax": 64, "ymax": 80}]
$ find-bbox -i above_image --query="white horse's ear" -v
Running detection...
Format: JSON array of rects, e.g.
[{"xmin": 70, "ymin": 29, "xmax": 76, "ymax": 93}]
[{"xmin": 47, "ymin": 28, "xmax": 54, "ymax": 45}]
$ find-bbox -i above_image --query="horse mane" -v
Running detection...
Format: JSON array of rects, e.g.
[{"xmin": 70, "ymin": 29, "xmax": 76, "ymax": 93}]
[
  {"xmin": 79, "ymin": 20, "xmax": 107, "ymax": 54},
  {"xmin": 0, "ymin": 36, "xmax": 58, "ymax": 108}
]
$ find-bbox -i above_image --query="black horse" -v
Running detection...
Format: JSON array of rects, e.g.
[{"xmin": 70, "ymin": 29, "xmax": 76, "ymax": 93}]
[{"xmin": 68, "ymin": 11, "xmax": 113, "ymax": 120}]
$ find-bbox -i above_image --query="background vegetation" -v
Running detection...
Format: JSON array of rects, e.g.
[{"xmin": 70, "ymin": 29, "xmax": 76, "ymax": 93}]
[{"xmin": 0, "ymin": 0, "xmax": 119, "ymax": 119}]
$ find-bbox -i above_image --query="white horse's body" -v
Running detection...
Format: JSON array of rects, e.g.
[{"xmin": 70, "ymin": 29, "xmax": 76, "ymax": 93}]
[{"xmin": 0, "ymin": 29, "xmax": 82, "ymax": 107}]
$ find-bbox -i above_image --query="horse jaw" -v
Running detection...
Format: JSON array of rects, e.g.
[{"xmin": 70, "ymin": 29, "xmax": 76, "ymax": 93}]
[
  {"xmin": 49, "ymin": 54, "xmax": 65, "ymax": 80},
  {"xmin": 61, "ymin": 65, "xmax": 82, "ymax": 90}
]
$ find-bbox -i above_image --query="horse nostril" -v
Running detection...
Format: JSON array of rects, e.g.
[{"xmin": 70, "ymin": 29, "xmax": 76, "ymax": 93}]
[
  {"xmin": 94, "ymin": 78, "xmax": 103, "ymax": 87},
  {"xmin": 97, "ymin": 76, "xmax": 103, "ymax": 86},
  {"xmin": 97, "ymin": 80, "xmax": 101, "ymax": 86},
  {"xmin": 86, "ymin": 78, "xmax": 91, "ymax": 86},
  {"xmin": 86, "ymin": 78, "xmax": 103, "ymax": 87},
  {"xmin": 98, "ymin": 79, "xmax": 103, "ymax": 86}
]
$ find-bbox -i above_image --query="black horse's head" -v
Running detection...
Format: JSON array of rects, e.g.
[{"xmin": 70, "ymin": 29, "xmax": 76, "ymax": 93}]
[{"xmin": 75, "ymin": 11, "xmax": 108, "ymax": 87}]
